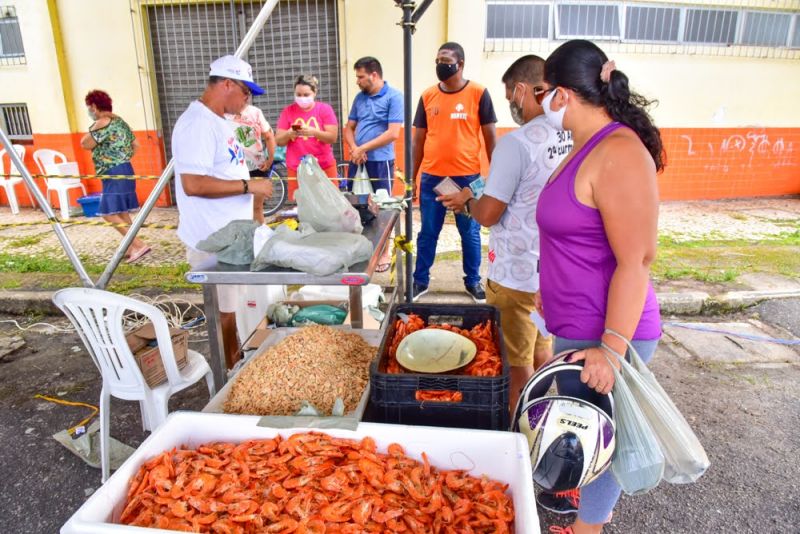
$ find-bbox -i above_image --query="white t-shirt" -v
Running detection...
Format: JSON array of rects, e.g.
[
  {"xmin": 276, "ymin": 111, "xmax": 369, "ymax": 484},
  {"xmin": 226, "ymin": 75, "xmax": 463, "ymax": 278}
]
[
  {"xmin": 482, "ymin": 115, "xmax": 573, "ymax": 293},
  {"xmin": 172, "ymin": 100, "xmax": 252, "ymax": 249}
]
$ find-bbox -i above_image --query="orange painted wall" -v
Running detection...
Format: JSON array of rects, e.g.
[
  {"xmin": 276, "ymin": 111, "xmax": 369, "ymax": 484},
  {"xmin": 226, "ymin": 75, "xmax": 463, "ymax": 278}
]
[
  {"xmin": 4, "ymin": 126, "xmax": 796, "ymax": 209},
  {"xmin": 658, "ymin": 128, "xmax": 799, "ymax": 200},
  {"xmin": 393, "ymin": 127, "xmax": 800, "ymax": 201},
  {"xmin": 0, "ymin": 130, "xmax": 169, "ymax": 210}
]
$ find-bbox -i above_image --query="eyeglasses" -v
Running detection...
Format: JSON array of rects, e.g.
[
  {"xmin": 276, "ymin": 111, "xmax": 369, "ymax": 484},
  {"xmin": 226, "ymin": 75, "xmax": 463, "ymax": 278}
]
[
  {"xmin": 534, "ymin": 86, "xmax": 556, "ymax": 105},
  {"xmin": 230, "ymin": 79, "xmax": 251, "ymax": 97}
]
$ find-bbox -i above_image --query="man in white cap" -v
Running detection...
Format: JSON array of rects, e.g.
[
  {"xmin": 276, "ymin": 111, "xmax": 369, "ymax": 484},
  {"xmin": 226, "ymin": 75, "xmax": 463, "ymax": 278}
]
[{"xmin": 172, "ymin": 55, "xmax": 273, "ymax": 369}]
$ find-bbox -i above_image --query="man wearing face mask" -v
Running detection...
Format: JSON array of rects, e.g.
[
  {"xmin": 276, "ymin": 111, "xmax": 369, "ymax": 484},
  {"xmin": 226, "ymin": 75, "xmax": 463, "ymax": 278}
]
[
  {"xmin": 438, "ymin": 55, "xmax": 573, "ymax": 413},
  {"xmin": 412, "ymin": 42, "xmax": 497, "ymax": 303},
  {"xmin": 172, "ymin": 55, "xmax": 273, "ymax": 370}
]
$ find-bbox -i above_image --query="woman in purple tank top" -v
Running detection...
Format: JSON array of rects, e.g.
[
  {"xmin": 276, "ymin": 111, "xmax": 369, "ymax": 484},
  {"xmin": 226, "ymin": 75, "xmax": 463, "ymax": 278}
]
[{"xmin": 533, "ymin": 40, "xmax": 665, "ymax": 533}]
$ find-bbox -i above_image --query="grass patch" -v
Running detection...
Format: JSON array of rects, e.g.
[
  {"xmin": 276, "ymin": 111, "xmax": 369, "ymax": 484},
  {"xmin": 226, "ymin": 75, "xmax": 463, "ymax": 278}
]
[
  {"xmin": 653, "ymin": 237, "xmax": 800, "ymax": 283},
  {"xmin": 0, "ymin": 253, "xmax": 194, "ymax": 293},
  {"xmin": 6, "ymin": 233, "xmax": 46, "ymax": 248}
]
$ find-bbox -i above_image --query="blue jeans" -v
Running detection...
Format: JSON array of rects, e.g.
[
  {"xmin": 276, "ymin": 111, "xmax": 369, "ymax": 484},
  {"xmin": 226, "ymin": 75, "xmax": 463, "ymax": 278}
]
[
  {"xmin": 413, "ymin": 173, "xmax": 482, "ymax": 287},
  {"xmin": 554, "ymin": 336, "xmax": 660, "ymax": 525}
]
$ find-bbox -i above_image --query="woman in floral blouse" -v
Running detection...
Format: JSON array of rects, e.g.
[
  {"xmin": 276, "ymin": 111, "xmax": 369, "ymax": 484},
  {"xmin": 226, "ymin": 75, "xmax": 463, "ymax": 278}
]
[{"xmin": 80, "ymin": 90, "xmax": 151, "ymax": 263}]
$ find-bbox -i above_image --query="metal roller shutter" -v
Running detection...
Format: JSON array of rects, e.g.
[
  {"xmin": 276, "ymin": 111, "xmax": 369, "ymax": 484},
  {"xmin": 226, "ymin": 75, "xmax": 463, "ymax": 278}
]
[{"xmin": 145, "ymin": 0, "xmax": 343, "ymax": 159}]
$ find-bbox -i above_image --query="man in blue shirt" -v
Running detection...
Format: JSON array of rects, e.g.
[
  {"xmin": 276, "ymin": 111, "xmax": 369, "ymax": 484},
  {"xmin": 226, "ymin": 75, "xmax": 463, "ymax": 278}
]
[{"xmin": 343, "ymin": 56, "xmax": 404, "ymax": 197}]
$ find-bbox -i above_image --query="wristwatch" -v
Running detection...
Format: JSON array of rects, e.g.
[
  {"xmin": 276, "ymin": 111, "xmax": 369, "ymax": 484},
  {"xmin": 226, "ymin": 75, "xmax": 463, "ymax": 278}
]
[{"xmin": 241, "ymin": 179, "xmax": 249, "ymax": 194}]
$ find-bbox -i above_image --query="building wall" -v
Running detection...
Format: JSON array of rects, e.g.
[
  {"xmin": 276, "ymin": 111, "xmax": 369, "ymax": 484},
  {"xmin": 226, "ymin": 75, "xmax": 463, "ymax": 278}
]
[
  {"xmin": 0, "ymin": 0, "xmax": 166, "ymax": 210},
  {"xmin": 1, "ymin": 0, "xmax": 798, "ymax": 208}
]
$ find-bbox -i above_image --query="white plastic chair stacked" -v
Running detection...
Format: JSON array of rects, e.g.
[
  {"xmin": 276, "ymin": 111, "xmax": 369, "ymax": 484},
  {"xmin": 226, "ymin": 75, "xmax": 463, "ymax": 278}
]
[
  {"xmin": 33, "ymin": 148, "xmax": 87, "ymax": 221},
  {"xmin": 52, "ymin": 288, "xmax": 216, "ymax": 482},
  {"xmin": 0, "ymin": 144, "xmax": 35, "ymax": 214}
]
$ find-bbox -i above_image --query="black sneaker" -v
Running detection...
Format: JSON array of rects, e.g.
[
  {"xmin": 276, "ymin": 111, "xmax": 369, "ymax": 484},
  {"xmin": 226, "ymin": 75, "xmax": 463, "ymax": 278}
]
[
  {"xmin": 412, "ymin": 283, "xmax": 429, "ymax": 302},
  {"xmin": 465, "ymin": 283, "xmax": 486, "ymax": 303},
  {"xmin": 536, "ymin": 489, "xmax": 580, "ymax": 515}
]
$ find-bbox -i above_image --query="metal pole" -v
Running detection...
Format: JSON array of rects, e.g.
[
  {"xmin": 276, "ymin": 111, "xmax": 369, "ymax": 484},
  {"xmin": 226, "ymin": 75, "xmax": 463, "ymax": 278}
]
[
  {"xmin": 0, "ymin": 128, "xmax": 94, "ymax": 287},
  {"xmin": 96, "ymin": 0, "xmax": 280, "ymax": 289},
  {"xmin": 411, "ymin": 0, "xmax": 435, "ymax": 26},
  {"xmin": 401, "ymin": 1, "xmax": 415, "ymax": 303}
]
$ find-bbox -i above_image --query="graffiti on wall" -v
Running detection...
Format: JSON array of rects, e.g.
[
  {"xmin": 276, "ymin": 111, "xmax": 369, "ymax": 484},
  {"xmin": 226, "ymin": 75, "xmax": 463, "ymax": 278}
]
[{"xmin": 679, "ymin": 130, "xmax": 795, "ymax": 174}]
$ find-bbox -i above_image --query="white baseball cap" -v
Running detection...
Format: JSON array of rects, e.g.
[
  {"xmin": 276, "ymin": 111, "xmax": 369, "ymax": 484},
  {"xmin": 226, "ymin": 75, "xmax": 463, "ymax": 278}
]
[{"xmin": 209, "ymin": 55, "xmax": 265, "ymax": 95}]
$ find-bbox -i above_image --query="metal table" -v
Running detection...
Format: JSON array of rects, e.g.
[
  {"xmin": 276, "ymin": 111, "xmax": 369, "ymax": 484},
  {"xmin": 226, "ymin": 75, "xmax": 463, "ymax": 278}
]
[{"xmin": 187, "ymin": 209, "xmax": 402, "ymax": 389}]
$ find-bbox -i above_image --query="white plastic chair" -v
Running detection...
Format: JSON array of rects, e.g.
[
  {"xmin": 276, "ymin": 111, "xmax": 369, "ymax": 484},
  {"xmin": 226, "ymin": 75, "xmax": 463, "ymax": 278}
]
[
  {"xmin": 33, "ymin": 149, "xmax": 87, "ymax": 221},
  {"xmin": 52, "ymin": 288, "xmax": 216, "ymax": 482},
  {"xmin": 0, "ymin": 145, "xmax": 35, "ymax": 214}
]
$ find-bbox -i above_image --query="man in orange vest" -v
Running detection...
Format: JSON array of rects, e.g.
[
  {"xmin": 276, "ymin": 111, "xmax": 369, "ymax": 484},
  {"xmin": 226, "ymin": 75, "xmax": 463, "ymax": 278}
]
[{"xmin": 412, "ymin": 42, "xmax": 497, "ymax": 302}]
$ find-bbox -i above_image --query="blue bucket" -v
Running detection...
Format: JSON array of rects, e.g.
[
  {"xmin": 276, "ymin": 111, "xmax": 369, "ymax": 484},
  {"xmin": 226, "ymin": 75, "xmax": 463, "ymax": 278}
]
[{"xmin": 77, "ymin": 194, "xmax": 102, "ymax": 217}]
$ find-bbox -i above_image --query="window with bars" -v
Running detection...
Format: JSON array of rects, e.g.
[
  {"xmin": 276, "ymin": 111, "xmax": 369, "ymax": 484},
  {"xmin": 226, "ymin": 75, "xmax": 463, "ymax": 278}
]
[
  {"xmin": 485, "ymin": 1, "xmax": 800, "ymax": 49},
  {"xmin": 793, "ymin": 19, "xmax": 800, "ymax": 48},
  {"xmin": 556, "ymin": 3, "xmax": 620, "ymax": 40},
  {"xmin": 0, "ymin": 103, "xmax": 32, "ymax": 141},
  {"xmin": 684, "ymin": 8, "xmax": 738, "ymax": 44},
  {"xmin": 0, "ymin": 5, "xmax": 25, "ymax": 65},
  {"xmin": 625, "ymin": 5, "xmax": 680, "ymax": 42},
  {"xmin": 741, "ymin": 11, "xmax": 793, "ymax": 47},
  {"xmin": 486, "ymin": 2, "xmax": 549, "ymax": 39}
]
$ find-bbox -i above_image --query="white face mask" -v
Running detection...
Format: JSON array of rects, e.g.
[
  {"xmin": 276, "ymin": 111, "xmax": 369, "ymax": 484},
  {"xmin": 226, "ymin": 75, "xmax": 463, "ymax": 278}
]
[
  {"xmin": 295, "ymin": 95, "xmax": 314, "ymax": 108},
  {"xmin": 509, "ymin": 85, "xmax": 525, "ymax": 126},
  {"xmin": 542, "ymin": 88, "xmax": 567, "ymax": 131}
]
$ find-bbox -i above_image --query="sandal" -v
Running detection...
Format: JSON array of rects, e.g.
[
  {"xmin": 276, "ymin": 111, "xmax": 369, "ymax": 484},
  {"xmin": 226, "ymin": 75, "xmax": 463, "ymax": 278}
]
[
  {"xmin": 375, "ymin": 262, "xmax": 391, "ymax": 273},
  {"xmin": 126, "ymin": 246, "xmax": 152, "ymax": 264}
]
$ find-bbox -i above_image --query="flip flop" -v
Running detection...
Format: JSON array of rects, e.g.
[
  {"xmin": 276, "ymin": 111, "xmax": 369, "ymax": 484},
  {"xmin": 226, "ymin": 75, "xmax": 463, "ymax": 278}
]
[
  {"xmin": 126, "ymin": 246, "xmax": 152, "ymax": 264},
  {"xmin": 375, "ymin": 262, "xmax": 391, "ymax": 273}
]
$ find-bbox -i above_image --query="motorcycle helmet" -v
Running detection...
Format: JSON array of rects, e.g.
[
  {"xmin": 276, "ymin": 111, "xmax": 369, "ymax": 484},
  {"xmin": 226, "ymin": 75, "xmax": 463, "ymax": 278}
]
[{"xmin": 512, "ymin": 351, "xmax": 616, "ymax": 492}]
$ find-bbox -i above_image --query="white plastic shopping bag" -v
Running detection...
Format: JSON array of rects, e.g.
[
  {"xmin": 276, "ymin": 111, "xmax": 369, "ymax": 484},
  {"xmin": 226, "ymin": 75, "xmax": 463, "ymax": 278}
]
[
  {"xmin": 352, "ymin": 164, "xmax": 374, "ymax": 196},
  {"xmin": 617, "ymin": 341, "xmax": 710, "ymax": 484},
  {"xmin": 295, "ymin": 156, "xmax": 363, "ymax": 234},
  {"xmin": 607, "ymin": 356, "xmax": 665, "ymax": 495}
]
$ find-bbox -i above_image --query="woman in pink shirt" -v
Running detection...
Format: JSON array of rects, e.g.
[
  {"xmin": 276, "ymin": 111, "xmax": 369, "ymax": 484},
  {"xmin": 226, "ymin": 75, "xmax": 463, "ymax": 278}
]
[{"xmin": 275, "ymin": 74, "xmax": 339, "ymax": 200}]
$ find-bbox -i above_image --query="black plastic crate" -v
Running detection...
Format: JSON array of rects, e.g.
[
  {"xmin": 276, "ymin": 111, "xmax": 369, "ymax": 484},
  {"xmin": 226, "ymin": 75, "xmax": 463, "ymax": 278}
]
[
  {"xmin": 369, "ymin": 303, "xmax": 510, "ymax": 430},
  {"xmin": 363, "ymin": 398, "xmax": 509, "ymax": 431}
]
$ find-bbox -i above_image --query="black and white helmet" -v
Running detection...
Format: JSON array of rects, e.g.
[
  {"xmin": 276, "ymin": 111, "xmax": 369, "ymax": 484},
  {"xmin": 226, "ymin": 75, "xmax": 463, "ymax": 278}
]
[{"xmin": 512, "ymin": 351, "xmax": 616, "ymax": 492}]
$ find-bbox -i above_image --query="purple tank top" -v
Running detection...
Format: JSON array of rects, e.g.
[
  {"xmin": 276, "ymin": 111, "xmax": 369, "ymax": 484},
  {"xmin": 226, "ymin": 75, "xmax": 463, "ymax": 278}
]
[{"xmin": 536, "ymin": 122, "xmax": 661, "ymax": 341}]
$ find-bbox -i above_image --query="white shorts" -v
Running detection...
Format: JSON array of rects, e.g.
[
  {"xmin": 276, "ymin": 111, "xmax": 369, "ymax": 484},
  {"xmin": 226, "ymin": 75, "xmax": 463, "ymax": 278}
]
[{"xmin": 186, "ymin": 247, "xmax": 240, "ymax": 313}]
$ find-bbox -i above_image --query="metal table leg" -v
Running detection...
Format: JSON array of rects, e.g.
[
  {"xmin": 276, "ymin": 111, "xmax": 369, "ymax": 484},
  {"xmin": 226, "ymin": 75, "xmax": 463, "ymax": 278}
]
[
  {"xmin": 394, "ymin": 216, "xmax": 405, "ymax": 301},
  {"xmin": 349, "ymin": 286, "xmax": 363, "ymax": 329},
  {"xmin": 203, "ymin": 284, "xmax": 226, "ymax": 390}
]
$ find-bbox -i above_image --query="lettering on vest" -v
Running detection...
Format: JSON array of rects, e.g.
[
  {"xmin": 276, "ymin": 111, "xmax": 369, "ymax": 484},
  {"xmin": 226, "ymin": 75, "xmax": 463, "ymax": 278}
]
[{"xmin": 450, "ymin": 102, "xmax": 467, "ymax": 120}]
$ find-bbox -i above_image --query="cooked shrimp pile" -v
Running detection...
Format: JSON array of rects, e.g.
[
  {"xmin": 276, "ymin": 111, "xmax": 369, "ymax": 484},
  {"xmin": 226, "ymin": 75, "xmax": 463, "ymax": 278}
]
[
  {"xmin": 225, "ymin": 326, "xmax": 375, "ymax": 416},
  {"xmin": 120, "ymin": 431, "xmax": 514, "ymax": 532}
]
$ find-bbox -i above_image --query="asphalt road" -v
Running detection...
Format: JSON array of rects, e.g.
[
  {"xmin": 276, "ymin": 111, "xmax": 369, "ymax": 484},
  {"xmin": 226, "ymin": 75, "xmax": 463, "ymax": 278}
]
[
  {"xmin": 1, "ymin": 303, "xmax": 798, "ymax": 533},
  {"xmin": 754, "ymin": 298, "xmax": 800, "ymax": 338}
]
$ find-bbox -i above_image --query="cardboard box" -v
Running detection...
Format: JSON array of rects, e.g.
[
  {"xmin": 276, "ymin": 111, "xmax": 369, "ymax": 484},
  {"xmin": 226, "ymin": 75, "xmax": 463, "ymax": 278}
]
[
  {"xmin": 125, "ymin": 323, "xmax": 188, "ymax": 388},
  {"xmin": 61, "ymin": 412, "xmax": 539, "ymax": 534}
]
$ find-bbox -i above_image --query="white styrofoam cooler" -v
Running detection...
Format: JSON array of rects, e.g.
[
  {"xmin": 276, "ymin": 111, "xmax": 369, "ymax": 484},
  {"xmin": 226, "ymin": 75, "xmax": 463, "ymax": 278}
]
[{"xmin": 61, "ymin": 412, "xmax": 539, "ymax": 534}]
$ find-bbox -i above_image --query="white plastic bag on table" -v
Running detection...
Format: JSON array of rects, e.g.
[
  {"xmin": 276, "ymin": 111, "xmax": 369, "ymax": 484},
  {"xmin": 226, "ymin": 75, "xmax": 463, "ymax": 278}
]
[
  {"xmin": 251, "ymin": 225, "xmax": 373, "ymax": 276},
  {"xmin": 252, "ymin": 224, "xmax": 275, "ymax": 257},
  {"xmin": 352, "ymin": 164, "xmax": 374, "ymax": 196},
  {"xmin": 617, "ymin": 341, "xmax": 710, "ymax": 484},
  {"xmin": 607, "ymin": 357, "xmax": 665, "ymax": 495},
  {"xmin": 295, "ymin": 155, "xmax": 363, "ymax": 234}
]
